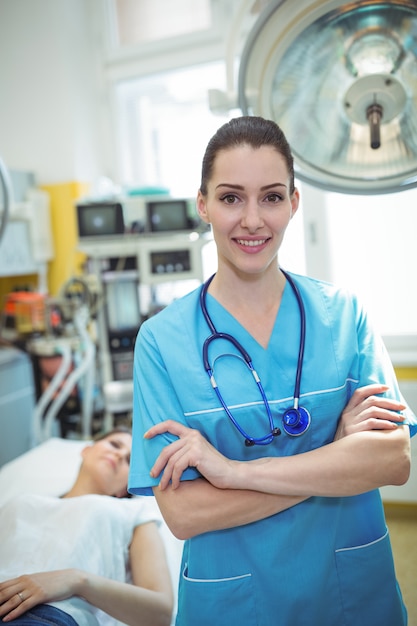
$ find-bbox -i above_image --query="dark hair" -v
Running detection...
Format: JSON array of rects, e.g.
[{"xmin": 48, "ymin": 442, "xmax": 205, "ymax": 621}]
[
  {"xmin": 93, "ymin": 426, "xmax": 132, "ymax": 442},
  {"xmin": 200, "ymin": 116, "xmax": 295, "ymax": 196}
]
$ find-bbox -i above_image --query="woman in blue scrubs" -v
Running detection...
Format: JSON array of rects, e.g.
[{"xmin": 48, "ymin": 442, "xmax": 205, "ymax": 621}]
[{"xmin": 128, "ymin": 116, "xmax": 416, "ymax": 626}]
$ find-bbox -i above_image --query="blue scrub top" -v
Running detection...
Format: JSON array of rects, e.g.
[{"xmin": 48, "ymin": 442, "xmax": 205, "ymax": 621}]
[{"xmin": 129, "ymin": 272, "xmax": 416, "ymax": 626}]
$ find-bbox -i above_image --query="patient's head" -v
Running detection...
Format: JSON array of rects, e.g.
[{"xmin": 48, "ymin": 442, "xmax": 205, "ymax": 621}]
[{"xmin": 76, "ymin": 427, "xmax": 132, "ymax": 498}]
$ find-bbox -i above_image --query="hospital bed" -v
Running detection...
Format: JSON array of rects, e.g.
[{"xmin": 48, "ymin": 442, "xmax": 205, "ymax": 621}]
[{"xmin": 0, "ymin": 437, "xmax": 183, "ymax": 625}]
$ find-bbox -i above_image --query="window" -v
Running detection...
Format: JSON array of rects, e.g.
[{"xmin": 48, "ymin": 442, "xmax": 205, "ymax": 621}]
[
  {"xmin": 301, "ymin": 183, "xmax": 417, "ymax": 348},
  {"xmin": 115, "ymin": 0, "xmax": 212, "ymax": 45},
  {"xmin": 114, "ymin": 61, "xmax": 237, "ymax": 197}
]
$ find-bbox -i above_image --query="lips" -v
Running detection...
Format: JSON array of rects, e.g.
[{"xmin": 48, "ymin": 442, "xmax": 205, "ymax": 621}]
[{"xmin": 103, "ymin": 456, "xmax": 117, "ymax": 470}]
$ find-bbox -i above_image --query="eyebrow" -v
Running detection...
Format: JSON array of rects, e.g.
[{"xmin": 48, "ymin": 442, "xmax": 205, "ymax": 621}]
[
  {"xmin": 215, "ymin": 182, "xmax": 288, "ymax": 190},
  {"xmin": 109, "ymin": 436, "xmax": 131, "ymax": 449}
]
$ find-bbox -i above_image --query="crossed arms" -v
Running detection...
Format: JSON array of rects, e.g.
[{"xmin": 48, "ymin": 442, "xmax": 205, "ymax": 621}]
[{"xmin": 146, "ymin": 384, "xmax": 411, "ymax": 540}]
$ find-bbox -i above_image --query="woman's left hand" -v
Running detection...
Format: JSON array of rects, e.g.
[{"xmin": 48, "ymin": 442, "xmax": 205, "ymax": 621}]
[
  {"xmin": 334, "ymin": 383, "xmax": 407, "ymax": 441},
  {"xmin": 145, "ymin": 420, "xmax": 237, "ymax": 490},
  {"xmin": 0, "ymin": 570, "xmax": 83, "ymax": 622}
]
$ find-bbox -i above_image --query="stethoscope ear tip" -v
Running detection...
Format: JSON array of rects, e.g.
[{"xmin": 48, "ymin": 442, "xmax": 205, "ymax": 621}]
[{"xmin": 245, "ymin": 427, "xmax": 281, "ymax": 447}]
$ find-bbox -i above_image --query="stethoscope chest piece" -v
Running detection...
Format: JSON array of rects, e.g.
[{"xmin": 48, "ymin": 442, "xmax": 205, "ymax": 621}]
[{"xmin": 282, "ymin": 406, "xmax": 311, "ymax": 436}]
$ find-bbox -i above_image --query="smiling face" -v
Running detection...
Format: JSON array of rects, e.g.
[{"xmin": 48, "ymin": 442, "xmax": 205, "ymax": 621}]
[
  {"xmin": 197, "ymin": 144, "xmax": 299, "ymax": 279},
  {"xmin": 81, "ymin": 431, "xmax": 132, "ymax": 497}
]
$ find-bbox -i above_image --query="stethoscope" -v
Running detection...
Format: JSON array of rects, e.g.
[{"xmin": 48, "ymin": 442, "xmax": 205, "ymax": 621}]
[{"xmin": 200, "ymin": 271, "xmax": 311, "ymax": 446}]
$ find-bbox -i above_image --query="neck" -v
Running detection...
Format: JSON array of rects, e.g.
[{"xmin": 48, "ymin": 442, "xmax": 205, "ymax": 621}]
[
  {"xmin": 60, "ymin": 474, "xmax": 103, "ymax": 498},
  {"xmin": 207, "ymin": 267, "xmax": 286, "ymax": 348},
  {"xmin": 209, "ymin": 266, "xmax": 286, "ymax": 312}
]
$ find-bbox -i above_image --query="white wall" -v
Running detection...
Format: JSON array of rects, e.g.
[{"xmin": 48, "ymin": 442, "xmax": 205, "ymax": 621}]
[
  {"xmin": 0, "ymin": 0, "xmax": 244, "ymax": 187},
  {"xmin": 381, "ymin": 381, "xmax": 417, "ymax": 503},
  {"xmin": 0, "ymin": 0, "xmax": 109, "ymax": 185}
]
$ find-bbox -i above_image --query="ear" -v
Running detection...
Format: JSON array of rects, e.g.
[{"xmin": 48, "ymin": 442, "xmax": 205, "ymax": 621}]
[
  {"xmin": 290, "ymin": 187, "xmax": 300, "ymax": 218},
  {"xmin": 80, "ymin": 444, "xmax": 92, "ymax": 461},
  {"xmin": 197, "ymin": 190, "xmax": 210, "ymax": 224}
]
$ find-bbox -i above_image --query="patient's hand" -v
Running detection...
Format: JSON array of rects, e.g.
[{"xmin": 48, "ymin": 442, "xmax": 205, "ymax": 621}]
[
  {"xmin": 0, "ymin": 570, "xmax": 84, "ymax": 622},
  {"xmin": 334, "ymin": 383, "xmax": 406, "ymax": 441}
]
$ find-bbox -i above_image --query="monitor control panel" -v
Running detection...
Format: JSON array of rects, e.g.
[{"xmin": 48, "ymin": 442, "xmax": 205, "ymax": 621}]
[{"xmin": 150, "ymin": 249, "xmax": 191, "ymax": 275}]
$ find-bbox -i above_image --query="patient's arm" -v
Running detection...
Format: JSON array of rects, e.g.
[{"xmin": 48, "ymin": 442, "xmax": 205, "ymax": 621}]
[
  {"xmin": 0, "ymin": 522, "xmax": 173, "ymax": 626},
  {"xmin": 78, "ymin": 521, "xmax": 173, "ymax": 626}
]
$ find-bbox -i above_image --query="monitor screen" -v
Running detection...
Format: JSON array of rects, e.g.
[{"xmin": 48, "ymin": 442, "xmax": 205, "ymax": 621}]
[
  {"xmin": 105, "ymin": 279, "xmax": 140, "ymax": 331},
  {"xmin": 77, "ymin": 203, "xmax": 124, "ymax": 237},
  {"xmin": 147, "ymin": 200, "xmax": 190, "ymax": 233}
]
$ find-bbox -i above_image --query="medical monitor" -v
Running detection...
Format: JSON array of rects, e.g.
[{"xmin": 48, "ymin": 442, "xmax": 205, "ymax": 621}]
[
  {"xmin": 146, "ymin": 199, "xmax": 191, "ymax": 233},
  {"xmin": 76, "ymin": 202, "xmax": 125, "ymax": 238}
]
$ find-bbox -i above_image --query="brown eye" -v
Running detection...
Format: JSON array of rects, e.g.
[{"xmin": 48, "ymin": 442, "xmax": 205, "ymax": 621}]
[
  {"xmin": 265, "ymin": 193, "xmax": 282, "ymax": 203},
  {"xmin": 221, "ymin": 194, "xmax": 238, "ymax": 204}
]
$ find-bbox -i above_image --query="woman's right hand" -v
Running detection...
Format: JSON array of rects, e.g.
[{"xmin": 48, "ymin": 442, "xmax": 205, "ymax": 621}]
[
  {"xmin": 145, "ymin": 420, "xmax": 237, "ymax": 491},
  {"xmin": 334, "ymin": 383, "xmax": 406, "ymax": 441},
  {"xmin": 0, "ymin": 570, "xmax": 84, "ymax": 622}
]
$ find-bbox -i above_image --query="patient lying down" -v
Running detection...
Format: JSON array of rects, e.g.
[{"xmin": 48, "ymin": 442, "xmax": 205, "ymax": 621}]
[{"xmin": 0, "ymin": 428, "xmax": 173, "ymax": 626}]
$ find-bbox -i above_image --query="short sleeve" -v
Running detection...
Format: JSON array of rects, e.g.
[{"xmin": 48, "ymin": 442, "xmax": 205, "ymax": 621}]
[
  {"xmin": 128, "ymin": 321, "xmax": 201, "ymax": 496},
  {"xmin": 354, "ymin": 296, "xmax": 417, "ymax": 437}
]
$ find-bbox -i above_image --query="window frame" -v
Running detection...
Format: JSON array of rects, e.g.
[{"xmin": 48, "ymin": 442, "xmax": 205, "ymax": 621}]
[{"xmin": 101, "ymin": 0, "xmax": 236, "ymax": 81}]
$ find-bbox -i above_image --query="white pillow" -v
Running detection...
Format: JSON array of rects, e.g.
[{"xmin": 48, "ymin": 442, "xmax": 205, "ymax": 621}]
[{"xmin": 0, "ymin": 437, "xmax": 88, "ymax": 506}]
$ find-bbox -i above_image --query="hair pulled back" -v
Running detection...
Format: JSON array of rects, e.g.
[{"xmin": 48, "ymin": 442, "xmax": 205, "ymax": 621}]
[{"xmin": 200, "ymin": 116, "xmax": 295, "ymax": 196}]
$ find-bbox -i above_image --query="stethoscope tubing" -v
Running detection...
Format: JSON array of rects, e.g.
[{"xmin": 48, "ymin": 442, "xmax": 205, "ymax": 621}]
[
  {"xmin": 200, "ymin": 270, "xmax": 310, "ymax": 444},
  {"xmin": 281, "ymin": 269, "xmax": 306, "ymax": 407}
]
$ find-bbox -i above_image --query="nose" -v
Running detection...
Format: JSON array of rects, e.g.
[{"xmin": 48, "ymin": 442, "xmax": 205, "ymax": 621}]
[
  {"xmin": 111, "ymin": 447, "xmax": 129, "ymax": 466},
  {"xmin": 241, "ymin": 199, "xmax": 263, "ymax": 232},
  {"xmin": 117, "ymin": 448, "xmax": 130, "ymax": 464}
]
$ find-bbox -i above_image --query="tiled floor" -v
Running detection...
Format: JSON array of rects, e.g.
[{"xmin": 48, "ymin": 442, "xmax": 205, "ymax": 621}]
[{"xmin": 385, "ymin": 504, "xmax": 417, "ymax": 626}]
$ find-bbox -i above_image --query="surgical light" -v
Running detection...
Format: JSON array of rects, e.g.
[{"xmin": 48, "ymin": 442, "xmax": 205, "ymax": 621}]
[{"xmin": 238, "ymin": 0, "xmax": 417, "ymax": 194}]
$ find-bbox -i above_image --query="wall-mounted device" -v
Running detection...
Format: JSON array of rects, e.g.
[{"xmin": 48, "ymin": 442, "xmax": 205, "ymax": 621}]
[
  {"xmin": 76, "ymin": 196, "xmax": 203, "ymax": 239},
  {"xmin": 102, "ymin": 265, "xmax": 140, "ymax": 381},
  {"xmin": 76, "ymin": 195, "xmax": 211, "ymax": 408},
  {"xmin": 146, "ymin": 198, "xmax": 194, "ymax": 233},
  {"xmin": 137, "ymin": 235, "xmax": 204, "ymax": 285},
  {"xmin": 76, "ymin": 202, "xmax": 125, "ymax": 238},
  {"xmin": 0, "ymin": 172, "xmax": 54, "ymax": 283}
]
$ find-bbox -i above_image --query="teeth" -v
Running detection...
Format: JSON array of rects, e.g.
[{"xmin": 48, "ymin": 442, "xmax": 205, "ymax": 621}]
[{"xmin": 236, "ymin": 239, "xmax": 266, "ymax": 247}]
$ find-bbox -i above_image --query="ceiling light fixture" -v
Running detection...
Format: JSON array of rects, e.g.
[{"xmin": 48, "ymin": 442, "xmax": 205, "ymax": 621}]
[{"xmin": 238, "ymin": 0, "xmax": 417, "ymax": 194}]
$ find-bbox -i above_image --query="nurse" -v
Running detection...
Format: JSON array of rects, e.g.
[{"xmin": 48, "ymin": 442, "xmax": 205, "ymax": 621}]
[{"xmin": 128, "ymin": 116, "xmax": 416, "ymax": 626}]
